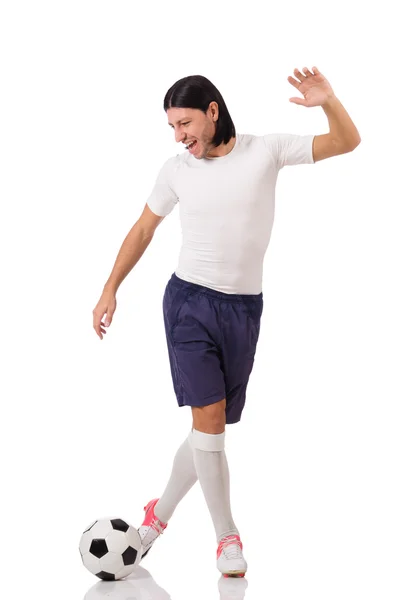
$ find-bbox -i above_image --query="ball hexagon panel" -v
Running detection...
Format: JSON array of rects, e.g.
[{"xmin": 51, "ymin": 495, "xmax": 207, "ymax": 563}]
[
  {"xmin": 125, "ymin": 526, "xmax": 143, "ymax": 563},
  {"xmin": 106, "ymin": 529, "xmax": 129, "ymax": 554},
  {"xmin": 114, "ymin": 564, "xmax": 135, "ymax": 581},
  {"xmin": 82, "ymin": 552, "xmax": 101, "ymax": 575},
  {"xmin": 100, "ymin": 551, "xmax": 124, "ymax": 575},
  {"xmin": 89, "ymin": 519, "xmax": 114, "ymax": 539},
  {"xmin": 79, "ymin": 531, "xmax": 92, "ymax": 555}
]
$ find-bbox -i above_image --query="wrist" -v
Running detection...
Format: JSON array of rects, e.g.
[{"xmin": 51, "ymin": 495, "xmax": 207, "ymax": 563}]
[
  {"xmin": 321, "ymin": 94, "xmax": 339, "ymax": 109},
  {"xmin": 104, "ymin": 282, "xmax": 118, "ymax": 295}
]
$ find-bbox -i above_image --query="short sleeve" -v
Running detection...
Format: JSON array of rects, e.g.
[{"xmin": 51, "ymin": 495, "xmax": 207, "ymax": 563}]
[
  {"xmin": 146, "ymin": 157, "xmax": 179, "ymax": 217},
  {"xmin": 263, "ymin": 133, "xmax": 315, "ymax": 170}
]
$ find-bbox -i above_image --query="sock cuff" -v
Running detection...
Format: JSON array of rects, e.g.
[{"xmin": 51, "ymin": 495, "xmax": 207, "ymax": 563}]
[{"xmin": 191, "ymin": 429, "xmax": 225, "ymax": 452}]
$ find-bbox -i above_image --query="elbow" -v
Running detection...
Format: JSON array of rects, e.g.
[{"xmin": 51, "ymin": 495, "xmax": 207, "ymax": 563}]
[
  {"xmin": 350, "ymin": 131, "xmax": 362, "ymax": 150},
  {"xmin": 345, "ymin": 136, "xmax": 361, "ymax": 153},
  {"xmin": 133, "ymin": 221, "xmax": 155, "ymax": 242}
]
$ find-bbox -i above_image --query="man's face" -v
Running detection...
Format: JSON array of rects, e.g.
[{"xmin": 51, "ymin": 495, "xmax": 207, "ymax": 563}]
[{"xmin": 167, "ymin": 104, "xmax": 218, "ymax": 159}]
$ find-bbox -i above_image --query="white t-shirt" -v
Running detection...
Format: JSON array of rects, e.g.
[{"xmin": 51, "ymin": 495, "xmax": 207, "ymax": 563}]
[{"xmin": 147, "ymin": 132, "xmax": 315, "ymax": 294}]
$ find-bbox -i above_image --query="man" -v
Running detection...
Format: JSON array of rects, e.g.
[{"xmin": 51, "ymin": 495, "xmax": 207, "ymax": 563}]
[{"xmin": 92, "ymin": 67, "xmax": 360, "ymax": 578}]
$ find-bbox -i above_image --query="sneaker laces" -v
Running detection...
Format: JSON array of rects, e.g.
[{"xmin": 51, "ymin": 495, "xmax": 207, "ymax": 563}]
[
  {"xmin": 139, "ymin": 517, "xmax": 165, "ymax": 547},
  {"xmin": 143, "ymin": 502, "xmax": 166, "ymax": 535},
  {"xmin": 150, "ymin": 518, "xmax": 165, "ymax": 535},
  {"xmin": 219, "ymin": 535, "xmax": 243, "ymax": 560}
]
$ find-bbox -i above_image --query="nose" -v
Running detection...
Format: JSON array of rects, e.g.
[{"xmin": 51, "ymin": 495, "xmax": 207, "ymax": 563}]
[{"xmin": 175, "ymin": 128, "xmax": 186, "ymax": 144}]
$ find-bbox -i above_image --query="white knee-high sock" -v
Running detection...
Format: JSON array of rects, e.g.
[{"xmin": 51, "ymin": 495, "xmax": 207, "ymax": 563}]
[
  {"xmin": 191, "ymin": 428, "xmax": 239, "ymax": 543},
  {"xmin": 154, "ymin": 432, "xmax": 198, "ymax": 523}
]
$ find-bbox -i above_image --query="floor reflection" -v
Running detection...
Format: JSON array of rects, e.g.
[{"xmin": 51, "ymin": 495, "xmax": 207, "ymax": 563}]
[
  {"xmin": 218, "ymin": 575, "xmax": 248, "ymax": 600},
  {"xmin": 83, "ymin": 566, "xmax": 170, "ymax": 599},
  {"xmin": 83, "ymin": 565, "xmax": 249, "ymax": 600}
]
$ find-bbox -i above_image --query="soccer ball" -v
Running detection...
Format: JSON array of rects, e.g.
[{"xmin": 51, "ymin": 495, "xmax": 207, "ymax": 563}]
[{"xmin": 79, "ymin": 517, "xmax": 143, "ymax": 580}]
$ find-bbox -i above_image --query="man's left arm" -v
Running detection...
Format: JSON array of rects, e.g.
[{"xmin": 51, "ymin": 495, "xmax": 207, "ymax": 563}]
[{"xmin": 288, "ymin": 66, "xmax": 361, "ymax": 162}]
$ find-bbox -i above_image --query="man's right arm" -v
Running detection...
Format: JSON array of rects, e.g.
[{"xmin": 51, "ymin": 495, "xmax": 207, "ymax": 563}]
[{"xmin": 104, "ymin": 203, "xmax": 165, "ymax": 294}]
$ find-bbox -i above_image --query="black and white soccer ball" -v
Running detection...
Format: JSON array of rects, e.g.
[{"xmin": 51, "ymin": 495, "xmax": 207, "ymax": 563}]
[{"xmin": 79, "ymin": 517, "xmax": 143, "ymax": 580}]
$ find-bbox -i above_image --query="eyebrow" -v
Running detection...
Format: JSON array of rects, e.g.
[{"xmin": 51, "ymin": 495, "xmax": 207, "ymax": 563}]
[{"xmin": 168, "ymin": 118, "xmax": 190, "ymax": 127}]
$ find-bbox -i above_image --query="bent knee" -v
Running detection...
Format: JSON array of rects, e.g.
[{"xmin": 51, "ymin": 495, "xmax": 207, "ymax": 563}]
[{"xmin": 192, "ymin": 398, "xmax": 226, "ymax": 434}]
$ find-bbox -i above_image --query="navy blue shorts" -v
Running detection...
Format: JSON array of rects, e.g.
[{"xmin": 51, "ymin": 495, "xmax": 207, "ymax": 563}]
[{"xmin": 163, "ymin": 273, "xmax": 263, "ymax": 424}]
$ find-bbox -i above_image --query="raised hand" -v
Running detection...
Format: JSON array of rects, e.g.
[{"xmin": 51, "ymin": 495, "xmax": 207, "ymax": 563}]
[{"xmin": 287, "ymin": 66, "xmax": 335, "ymax": 107}]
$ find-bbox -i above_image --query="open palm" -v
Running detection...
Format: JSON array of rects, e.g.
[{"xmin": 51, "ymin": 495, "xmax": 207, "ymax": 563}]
[{"xmin": 288, "ymin": 66, "xmax": 335, "ymax": 107}]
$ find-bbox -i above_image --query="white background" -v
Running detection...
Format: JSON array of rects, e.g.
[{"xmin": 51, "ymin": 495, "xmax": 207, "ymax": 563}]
[{"xmin": 1, "ymin": 1, "xmax": 396, "ymax": 599}]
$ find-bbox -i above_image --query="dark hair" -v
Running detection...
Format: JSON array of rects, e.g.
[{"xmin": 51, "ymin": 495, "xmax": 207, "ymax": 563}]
[{"xmin": 163, "ymin": 75, "xmax": 236, "ymax": 148}]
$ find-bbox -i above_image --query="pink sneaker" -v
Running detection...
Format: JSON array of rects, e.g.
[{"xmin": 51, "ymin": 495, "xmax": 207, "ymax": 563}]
[
  {"xmin": 137, "ymin": 499, "xmax": 168, "ymax": 559},
  {"xmin": 217, "ymin": 534, "xmax": 247, "ymax": 577}
]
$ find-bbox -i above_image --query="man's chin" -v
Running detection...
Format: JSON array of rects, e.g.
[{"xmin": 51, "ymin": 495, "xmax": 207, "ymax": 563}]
[{"xmin": 193, "ymin": 148, "xmax": 203, "ymax": 160}]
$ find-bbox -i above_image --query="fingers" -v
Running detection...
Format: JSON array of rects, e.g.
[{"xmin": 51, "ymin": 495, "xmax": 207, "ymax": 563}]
[
  {"xmin": 93, "ymin": 293, "xmax": 117, "ymax": 340},
  {"xmin": 298, "ymin": 66, "xmax": 317, "ymax": 77},
  {"xmin": 293, "ymin": 68, "xmax": 305, "ymax": 81},
  {"xmin": 287, "ymin": 75, "xmax": 301, "ymax": 89},
  {"xmin": 104, "ymin": 299, "xmax": 116, "ymax": 328},
  {"xmin": 93, "ymin": 312, "xmax": 102, "ymax": 339},
  {"xmin": 93, "ymin": 310, "xmax": 115, "ymax": 339},
  {"xmin": 93, "ymin": 310, "xmax": 109, "ymax": 340},
  {"xmin": 288, "ymin": 68, "xmax": 306, "ymax": 87},
  {"xmin": 288, "ymin": 66, "xmax": 320, "ymax": 90},
  {"xmin": 104, "ymin": 312, "xmax": 112, "ymax": 327}
]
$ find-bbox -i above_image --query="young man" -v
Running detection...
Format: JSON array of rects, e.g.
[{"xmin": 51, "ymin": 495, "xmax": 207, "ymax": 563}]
[{"xmin": 93, "ymin": 68, "xmax": 360, "ymax": 578}]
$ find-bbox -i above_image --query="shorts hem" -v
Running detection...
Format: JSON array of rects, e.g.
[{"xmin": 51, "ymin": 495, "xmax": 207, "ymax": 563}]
[
  {"xmin": 177, "ymin": 394, "xmax": 243, "ymax": 424},
  {"xmin": 226, "ymin": 417, "xmax": 241, "ymax": 425},
  {"xmin": 178, "ymin": 393, "xmax": 226, "ymax": 409}
]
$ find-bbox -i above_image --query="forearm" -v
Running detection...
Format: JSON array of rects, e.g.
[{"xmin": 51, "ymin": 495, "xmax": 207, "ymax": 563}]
[
  {"xmin": 322, "ymin": 95, "xmax": 361, "ymax": 148},
  {"xmin": 104, "ymin": 224, "xmax": 153, "ymax": 293}
]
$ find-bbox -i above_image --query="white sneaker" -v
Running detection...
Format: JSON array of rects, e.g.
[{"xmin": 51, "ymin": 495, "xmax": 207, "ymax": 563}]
[
  {"xmin": 137, "ymin": 498, "xmax": 168, "ymax": 559},
  {"xmin": 216, "ymin": 534, "xmax": 247, "ymax": 578}
]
